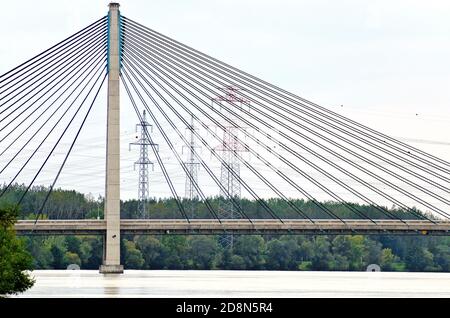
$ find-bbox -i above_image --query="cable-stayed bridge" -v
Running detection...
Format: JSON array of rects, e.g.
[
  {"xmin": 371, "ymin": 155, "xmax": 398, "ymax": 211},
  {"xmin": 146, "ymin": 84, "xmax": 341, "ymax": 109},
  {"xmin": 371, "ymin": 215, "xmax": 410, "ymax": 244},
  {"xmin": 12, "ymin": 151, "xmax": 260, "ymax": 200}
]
[{"xmin": 1, "ymin": 3, "xmax": 449, "ymax": 273}]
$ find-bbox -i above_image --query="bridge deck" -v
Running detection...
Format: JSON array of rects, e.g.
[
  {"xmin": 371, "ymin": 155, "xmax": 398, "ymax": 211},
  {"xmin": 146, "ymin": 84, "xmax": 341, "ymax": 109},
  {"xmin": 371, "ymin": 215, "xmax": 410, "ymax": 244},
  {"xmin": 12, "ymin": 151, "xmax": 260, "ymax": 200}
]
[{"xmin": 14, "ymin": 219, "xmax": 450, "ymax": 235}]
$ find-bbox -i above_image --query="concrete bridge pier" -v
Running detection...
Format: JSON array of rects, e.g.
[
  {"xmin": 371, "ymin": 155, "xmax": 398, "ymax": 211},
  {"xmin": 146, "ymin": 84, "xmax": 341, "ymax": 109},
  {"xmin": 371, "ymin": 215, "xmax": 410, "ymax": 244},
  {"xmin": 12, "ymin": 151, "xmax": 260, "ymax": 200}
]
[{"xmin": 99, "ymin": 2, "xmax": 123, "ymax": 274}]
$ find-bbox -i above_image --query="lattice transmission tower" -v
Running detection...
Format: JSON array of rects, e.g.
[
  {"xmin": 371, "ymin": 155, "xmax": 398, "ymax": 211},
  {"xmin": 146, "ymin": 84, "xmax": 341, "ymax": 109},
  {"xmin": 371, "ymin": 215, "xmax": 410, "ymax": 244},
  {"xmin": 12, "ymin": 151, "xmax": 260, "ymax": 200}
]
[
  {"xmin": 183, "ymin": 115, "xmax": 201, "ymax": 218},
  {"xmin": 183, "ymin": 115, "xmax": 201, "ymax": 200},
  {"xmin": 129, "ymin": 110, "xmax": 157, "ymax": 218},
  {"xmin": 212, "ymin": 86, "xmax": 250, "ymax": 247}
]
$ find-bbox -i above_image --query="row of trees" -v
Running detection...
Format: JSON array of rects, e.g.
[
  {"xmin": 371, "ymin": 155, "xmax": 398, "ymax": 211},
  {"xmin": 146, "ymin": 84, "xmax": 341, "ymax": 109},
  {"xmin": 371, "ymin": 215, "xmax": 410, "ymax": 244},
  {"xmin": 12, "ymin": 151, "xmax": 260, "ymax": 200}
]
[
  {"xmin": 2, "ymin": 184, "xmax": 448, "ymax": 272},
  {"xmin": 23, "ymin": 234, "xmax": 450, "ymax": 272},
  {"xmin": 1, "ymin": 184, "xmax": 429, "ymax": 220},
  {"xmin": 0, "ymin": 205, "xmax": 34, "ymax": 296}
]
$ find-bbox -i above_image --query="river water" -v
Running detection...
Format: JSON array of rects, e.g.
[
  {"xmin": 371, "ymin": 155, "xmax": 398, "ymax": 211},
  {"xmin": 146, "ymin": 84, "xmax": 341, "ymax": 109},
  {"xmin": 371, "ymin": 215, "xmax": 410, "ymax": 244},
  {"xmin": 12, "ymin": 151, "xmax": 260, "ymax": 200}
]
[{"xmin": 14, "ymin": 270, "xmax": 450, "ymax": 297}]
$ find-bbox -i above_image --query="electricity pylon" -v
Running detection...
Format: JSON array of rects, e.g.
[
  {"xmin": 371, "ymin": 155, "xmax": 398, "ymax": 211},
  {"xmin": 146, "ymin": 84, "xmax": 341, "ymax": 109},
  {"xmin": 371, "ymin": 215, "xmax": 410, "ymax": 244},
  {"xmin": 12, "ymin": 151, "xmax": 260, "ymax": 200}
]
[
  {"xmin": 183, "ymin": 115, "xmax": 201, "ymax": 218},
  {"xmin": 129, "ymin": 109, "xmax": 157, "ymax": 218},
  {"xmin": 212, "ymin": 86, "xmax": 250, "ymax": 248}
]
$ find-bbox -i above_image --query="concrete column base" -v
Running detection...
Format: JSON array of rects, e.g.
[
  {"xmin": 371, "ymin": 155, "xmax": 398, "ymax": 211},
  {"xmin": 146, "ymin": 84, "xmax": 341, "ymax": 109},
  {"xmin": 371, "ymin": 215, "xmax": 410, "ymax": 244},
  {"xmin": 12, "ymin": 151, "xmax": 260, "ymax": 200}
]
[{"xmin": 99, "ymin": 264, "xmax": 124, "ymax": 274}]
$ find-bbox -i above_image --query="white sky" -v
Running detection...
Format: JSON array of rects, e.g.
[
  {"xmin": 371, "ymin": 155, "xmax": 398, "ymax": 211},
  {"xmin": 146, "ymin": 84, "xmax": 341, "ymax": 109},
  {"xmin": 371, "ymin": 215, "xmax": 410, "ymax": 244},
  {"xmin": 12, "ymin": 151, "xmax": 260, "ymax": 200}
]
[{"xmin": 1, "ymin": 0, "xmax": 450, "ymax": 216}]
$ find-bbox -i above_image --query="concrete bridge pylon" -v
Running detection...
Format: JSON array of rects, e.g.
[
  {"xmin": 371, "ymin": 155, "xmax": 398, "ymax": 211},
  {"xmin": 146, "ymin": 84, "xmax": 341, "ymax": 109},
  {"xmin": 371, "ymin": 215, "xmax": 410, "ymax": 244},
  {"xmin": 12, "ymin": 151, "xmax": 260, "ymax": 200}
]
[{"xmin": 99, "ymin": 2, "xmax": 123, "ymax": 274}]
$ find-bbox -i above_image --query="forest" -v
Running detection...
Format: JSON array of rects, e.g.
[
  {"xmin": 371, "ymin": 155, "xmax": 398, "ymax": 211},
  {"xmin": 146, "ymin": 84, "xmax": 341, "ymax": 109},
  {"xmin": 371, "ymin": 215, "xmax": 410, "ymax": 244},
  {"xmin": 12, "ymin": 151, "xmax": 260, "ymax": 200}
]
[{"xmin": 2, "ymin": 184, "xmax": 449, "ymax": 272}]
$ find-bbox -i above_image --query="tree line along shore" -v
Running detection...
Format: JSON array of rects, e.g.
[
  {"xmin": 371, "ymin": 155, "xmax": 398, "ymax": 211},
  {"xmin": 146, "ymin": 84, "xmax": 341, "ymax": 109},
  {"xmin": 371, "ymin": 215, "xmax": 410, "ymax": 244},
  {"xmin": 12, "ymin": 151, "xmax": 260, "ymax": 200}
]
[{"xmin": 2, "ymin": 184, "xmax": 449, "ymax": 272}]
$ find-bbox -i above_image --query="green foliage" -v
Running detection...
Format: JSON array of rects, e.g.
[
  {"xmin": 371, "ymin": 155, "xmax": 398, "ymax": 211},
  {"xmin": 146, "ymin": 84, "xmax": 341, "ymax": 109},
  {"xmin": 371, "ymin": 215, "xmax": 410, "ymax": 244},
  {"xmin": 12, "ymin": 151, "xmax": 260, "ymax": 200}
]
[
  {"xmin": 310, "ymin": 236, "xmax": 333, "ymax": 270},
  {"xmin": 233, "ymin": 235, "xmax": 266, "ymax": 270},
  {"xmin": 188, "ymin": 236, "xmax": 219, "ymax": 269},
  {"xmin": 229, "ymin": 255, "xmax": 246, "ymax": 269},
  {"xmin": 66, "ymin": 236, "xmax": 81, "ymax": 255},
  {"xmin": 136, "ymin": 236, "xmax": 164, "ymax": 269},
  {"xmin": 2, "ymin": 185, "xmax": 446, "ymax": 273},
  {"xmin": 22, "ymin": 233, "xmax": 450, "ymax": 272},
  {"xmin": 2, "ymin": 184, "xmax": 428, "ymax": 221},
  {"xmin": 380, "ymin": 248, "xmax": 396, "ymax": 270},
  {"xmin": 48, "ymin": 237, "xmax": 68, "ymax": 269},
  {"xmin": 298, "ymin": 261, "xmax": 312, "ymax": 271},
  {"xmin": 431, "ymin": 241, "xmax": 450, "ymax": 271},
  {"xmin": 123, "ymin": 239, "xmax": 145, "ymax": 269},
  {"xmin": 266, "ymin": 237, "xmax": 298, "ymax": 270},
  {"xmin": 161, "ymin": 236, "xmax": 189, "ymax": 269},
  {"xmin": 0, "ymin": 204, "xmax": 35, "ymax": 296},
  {"xmin": 330, "ymin": 236, "xmax": 366, "ymax": 270},
  {"xmin": 405, "ymin": 246, "xmax": 436, "ymax": 271},
  {"xmin": 64, "ymin": 252, "xmax": 81, "ymax": 266},
  {"xmin": 82, "ymin": 236, "xmax": 103, "ymax": 269}
]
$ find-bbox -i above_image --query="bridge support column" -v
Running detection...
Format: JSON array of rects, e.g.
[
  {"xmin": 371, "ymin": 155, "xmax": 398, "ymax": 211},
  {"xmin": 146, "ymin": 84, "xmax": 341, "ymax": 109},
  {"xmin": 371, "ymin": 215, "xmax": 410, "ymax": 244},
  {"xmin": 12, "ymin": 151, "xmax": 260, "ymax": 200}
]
[{"xmin": 100, "ymin": 2, "xmax": 123, "ymax": 274}]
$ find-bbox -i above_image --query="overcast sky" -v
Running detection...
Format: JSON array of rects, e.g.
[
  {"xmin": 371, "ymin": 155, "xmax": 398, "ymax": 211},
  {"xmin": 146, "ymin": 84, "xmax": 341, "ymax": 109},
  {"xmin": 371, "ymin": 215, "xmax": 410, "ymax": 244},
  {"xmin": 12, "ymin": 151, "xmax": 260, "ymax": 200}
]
[{"xmin": 1, "ymin": 0, "xmax": 449, "ymax": 214}]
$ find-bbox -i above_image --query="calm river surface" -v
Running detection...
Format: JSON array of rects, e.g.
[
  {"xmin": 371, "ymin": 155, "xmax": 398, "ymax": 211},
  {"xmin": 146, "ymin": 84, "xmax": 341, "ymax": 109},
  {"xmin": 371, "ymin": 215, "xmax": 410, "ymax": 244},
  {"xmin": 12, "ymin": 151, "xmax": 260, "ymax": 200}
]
[{"xmin": 14, "ymin": 270, "xmax": 450, "ymax": 298}]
